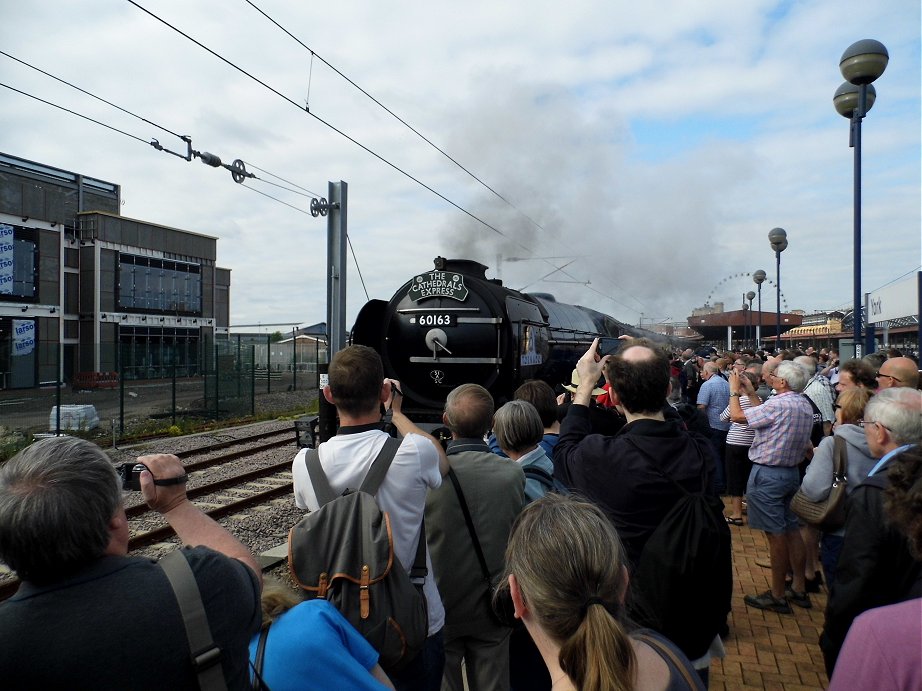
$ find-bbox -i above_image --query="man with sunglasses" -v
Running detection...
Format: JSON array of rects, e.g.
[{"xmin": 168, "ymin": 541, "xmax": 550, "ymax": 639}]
[
  {"xmin": 874, "ymin": 356, "xmax": 919, "ymax": 390},
  {"xmin": 820, "ymin": 387, "xmax": 922, "ymax": 677}
]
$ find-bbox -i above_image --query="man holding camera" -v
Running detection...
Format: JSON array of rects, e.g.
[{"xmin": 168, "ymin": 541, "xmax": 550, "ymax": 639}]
[
  {"xmin": 291, "ymin": 344, "xmax": 449, "ymax": 691},
  {"xmin": 553, "ymin": 337, "xmax": 714, "ymax": 567},
  {"xmin": 0, "ymin": 436, "xmax": 262, "ymax": 690}
]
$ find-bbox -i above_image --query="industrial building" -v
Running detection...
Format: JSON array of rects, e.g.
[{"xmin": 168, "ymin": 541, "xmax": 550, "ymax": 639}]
[{"xmin": 0, "ymin": 152, "xmax": 230, "ymax": 389}]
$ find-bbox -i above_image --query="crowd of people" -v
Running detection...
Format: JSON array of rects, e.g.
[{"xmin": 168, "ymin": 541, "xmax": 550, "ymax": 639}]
[{"xmin": 0, "ymin": 339, "xmax": 918, "ymax": 690}]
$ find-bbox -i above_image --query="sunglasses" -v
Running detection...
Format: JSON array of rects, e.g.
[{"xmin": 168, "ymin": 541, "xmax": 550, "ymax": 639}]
[{"xmin": 875, "ymin": 371, "xmax": 901, "ymax": 384}]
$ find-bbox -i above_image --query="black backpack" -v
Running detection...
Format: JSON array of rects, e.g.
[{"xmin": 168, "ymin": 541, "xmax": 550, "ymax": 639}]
[
  {"xmin": 288, "ymin": 437, "xmax": 428, "ymax": 672},
  {"xmin": 626, "ymin": 439, "xmax": 732, "ymax": 660}
]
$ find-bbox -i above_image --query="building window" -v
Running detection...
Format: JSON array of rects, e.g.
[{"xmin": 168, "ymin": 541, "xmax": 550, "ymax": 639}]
[
  {"xmin": 0, "ymin": 224, "xmax": 37, "ymax": 300},
  {"xmin": 117, "ymin": 254, "xmax": 202, "ymax": 314}
]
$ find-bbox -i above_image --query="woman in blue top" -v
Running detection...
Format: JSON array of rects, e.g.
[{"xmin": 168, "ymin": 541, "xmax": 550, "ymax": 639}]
[{"xmin": 249, "ymin": 581, "xmax": 393, "ymax": 691}]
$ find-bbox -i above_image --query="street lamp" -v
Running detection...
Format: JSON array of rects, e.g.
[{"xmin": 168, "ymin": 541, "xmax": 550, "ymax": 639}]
[
  {"xmin": 741, "ymin": 301, "xmax": 749, "ymax": 350},
  {"xmin": 834, "ymin": 39, "xmax": 888, "ymax": 356},
  {"xmin": 768, "ymin": 228, "xmax": 788, "ymax": 352},
  {"xmin": 753, "ymin": 270, "xmax": 766, "ymax": 350},
  {"xmin": 746, "ymin": 291, "xmax": 756, "ymax": 349}
]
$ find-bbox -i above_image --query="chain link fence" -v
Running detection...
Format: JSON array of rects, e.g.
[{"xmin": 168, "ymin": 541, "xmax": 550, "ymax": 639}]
[{"xmin": 0, "ymin": 333, "xmax": 325, "ymax": 448}]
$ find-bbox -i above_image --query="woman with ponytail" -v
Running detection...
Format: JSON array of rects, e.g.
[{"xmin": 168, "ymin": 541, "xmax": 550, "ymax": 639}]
[{"xmin": 499, "ymin": 494, "xmax": 704, "ymax": 691}]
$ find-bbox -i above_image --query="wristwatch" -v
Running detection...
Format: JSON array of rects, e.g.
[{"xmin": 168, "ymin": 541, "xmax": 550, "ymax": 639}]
[{"xmin": 729, "ymin": 392, "xmax": 742, "ymax": 397}]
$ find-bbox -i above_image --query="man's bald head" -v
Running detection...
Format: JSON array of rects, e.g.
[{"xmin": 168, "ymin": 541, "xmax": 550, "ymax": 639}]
[
  {"xmin": 604, "ymin": 341, "xmax": 670, "ymax": 414},
  {"xmin": 876, "ymin": 357, "xmax": 919, "ymax": 390}
]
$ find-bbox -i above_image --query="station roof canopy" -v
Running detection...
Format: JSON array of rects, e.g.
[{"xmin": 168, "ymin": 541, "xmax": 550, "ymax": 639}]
[{"xmin": 688, "ymin": 309, "xmax": 803, "ymax": 343}]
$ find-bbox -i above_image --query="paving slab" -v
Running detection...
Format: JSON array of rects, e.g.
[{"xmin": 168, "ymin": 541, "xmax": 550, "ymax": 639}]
[{"xmin": 712, "ymin": 510, "xmax": 829, "ymax": 690}]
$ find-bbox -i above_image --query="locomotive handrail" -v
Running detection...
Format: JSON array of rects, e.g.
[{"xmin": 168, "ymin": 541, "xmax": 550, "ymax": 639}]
[
  {"xmin": 397, "ymin": 307, "xmax": 481, "ymax": 313},
  {"xmin": 409, "ymin": 356, "xmax": 503, "ymax": 364},
  {"xmin": 457, "ymin": 317, "xmax": 502, "ymax": 324}
]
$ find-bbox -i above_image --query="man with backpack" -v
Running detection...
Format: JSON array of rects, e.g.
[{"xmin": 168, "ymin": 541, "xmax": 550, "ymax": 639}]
[
  {"xmin": 425, "ymin": 384, "xmax": 525, "ymax": 691},
  {"xmin": 291, "ymin": 345, "xmax": 448, "ymax": 691},
  {"xmin": 553, "ymin": 338, "xmax": 729, "ymax": 676}
]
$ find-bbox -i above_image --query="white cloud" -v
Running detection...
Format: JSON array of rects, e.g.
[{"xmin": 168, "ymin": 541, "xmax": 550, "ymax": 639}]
[{"xmin": 0, "ymin": 0, "xmax": 918, "ymax": 331}]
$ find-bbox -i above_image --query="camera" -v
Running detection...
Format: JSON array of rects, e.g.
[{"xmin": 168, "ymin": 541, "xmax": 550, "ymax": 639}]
[
  {"xmin": 117, "ymin": 462, "xmax": 148, "ymax": 491},
  {"xmin": 116, "ymin": 462, "xmax": 188, "ymax": 492}
]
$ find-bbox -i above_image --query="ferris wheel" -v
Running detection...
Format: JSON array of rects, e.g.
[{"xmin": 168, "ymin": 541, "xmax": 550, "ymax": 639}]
[{"xmin": 705, "ymin": 272, "xmax": 788, "ymax": 311}]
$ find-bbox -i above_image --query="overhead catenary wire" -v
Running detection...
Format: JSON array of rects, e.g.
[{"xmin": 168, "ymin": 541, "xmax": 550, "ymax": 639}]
[
  {"xmin": 6, "ymin": 7, "xmax": 646, "ymax": 318},
  {"xmin": 240, "ymin": 182, "xmax": 371, "ymax": 301},
  {"xmin": 125, "ymin": 0, "xmax": 647, "ymax": 316},
  {"xmin": 243, "ymin": 161, "xmax": 322, "ymax": 198},
  {"xmin": 123, "ymin": 2, "xmax": 530, "ymax": 250},
  {"xmin": 0, "ymin": 82, "xmax": 150, "ymax": 146},
  {"xmin": 240, "ymin": 0, "xmax": 650, "ymax": 314},
  {"xmin": 0, "ymin": 49, "xmax": 186, "ymax": 141},
  {"xmin": 3, "ymin": 44, "xmax": 389, "ymax": 315},
  {"xmin": 240, "ymin": 0, "xmax": 550, "ymax": 236}
]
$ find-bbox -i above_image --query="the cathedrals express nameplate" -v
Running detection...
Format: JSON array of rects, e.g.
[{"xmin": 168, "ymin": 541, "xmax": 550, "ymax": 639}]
[{"xmin": 408, "ymin": 271, "xmax": 469, "ymax": 302}]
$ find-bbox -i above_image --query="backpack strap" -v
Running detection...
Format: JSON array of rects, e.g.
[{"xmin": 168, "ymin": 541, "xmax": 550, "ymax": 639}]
[
  {"xmin": 359, "ymin": 437, "xmax": 403, "ymax": 495},
  {"xmin": 523, "ymin": 465, "xmax": 554, "ymax": 490},
  {"xmin": 833, "ymin": 435, "xmax": 848, "ymax": 483},
  {"xmin": 634, "ymin": 633, "xmax": 700, "ymax": 690},
  {"xmin": 250, "ymin": 624, "xmax": 271, "ymax": 691},
  {"xmin": 304, "ymin": 436, "xmax": 402, "ymax": 506},
  {"xmin": 304, "ymin": 448, "xmax": 336, "ymax": 506},
  {"xmin": 158, "ymin": 549, "xmax": 227, "ymax": 691}
]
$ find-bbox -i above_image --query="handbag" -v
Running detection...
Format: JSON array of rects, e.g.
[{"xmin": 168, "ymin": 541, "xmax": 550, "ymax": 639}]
[
  {"xmin": 446, "ymin": 467, "xmax": 509, "ymax": 627},
  {"xmin": 791, "ymin": 436, "xmax": 848, "ymax": 531}
]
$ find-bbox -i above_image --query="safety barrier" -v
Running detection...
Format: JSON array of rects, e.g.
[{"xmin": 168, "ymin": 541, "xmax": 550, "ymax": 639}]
[{"xmin": 73, "ymin": 371, "xmax": 120, "ymax": 390}]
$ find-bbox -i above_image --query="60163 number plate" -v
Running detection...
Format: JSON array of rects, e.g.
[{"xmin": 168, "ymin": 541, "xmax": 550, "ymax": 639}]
[{"xmin": 415, "ymin": 313, "xmax": 456, "ymax": 327}]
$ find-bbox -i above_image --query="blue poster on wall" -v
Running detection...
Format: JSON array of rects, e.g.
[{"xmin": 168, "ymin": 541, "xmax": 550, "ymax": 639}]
[
  {"xmin": 13, "ymin": 319, "xmax": 35, "ymax": 356},
  {"xmin": 0, "ymin": 224, "xmax": 13, "ymax": 295}
]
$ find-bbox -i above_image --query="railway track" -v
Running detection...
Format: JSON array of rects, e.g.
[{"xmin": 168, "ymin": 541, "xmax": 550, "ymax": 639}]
[{"xmin": 0, "ymin": 425, "xmax": 304, "ymax": 602}]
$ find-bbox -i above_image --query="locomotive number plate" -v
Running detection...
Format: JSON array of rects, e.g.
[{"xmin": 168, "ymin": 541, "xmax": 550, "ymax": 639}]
[{"xmin": 414, "ymin": 313, "xmax": 456, "ymax": 327}]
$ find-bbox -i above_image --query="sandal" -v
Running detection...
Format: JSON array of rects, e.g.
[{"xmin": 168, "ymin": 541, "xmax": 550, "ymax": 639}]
[{"xmin": 725, "ymin": 516, "xmax": 744, "ymax": 526}]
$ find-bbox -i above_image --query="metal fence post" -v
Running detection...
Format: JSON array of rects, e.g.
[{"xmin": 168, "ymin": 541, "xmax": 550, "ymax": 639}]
[
  {"xmin": 55, "ymin": 340, "xmax": 62, "ymax": 436},
  {"xmin": 171, "ymin": 361, "xmax": 177, "ymax": 426},
  {"xmin": 250, "ymin": 344, "xmax": 256, "ymax": 417}
]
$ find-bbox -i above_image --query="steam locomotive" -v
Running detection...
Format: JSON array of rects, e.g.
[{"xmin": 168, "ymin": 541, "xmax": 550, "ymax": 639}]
[{"xmin": 351, "ymin": 257, "xmax": 676, "ymax": 422}]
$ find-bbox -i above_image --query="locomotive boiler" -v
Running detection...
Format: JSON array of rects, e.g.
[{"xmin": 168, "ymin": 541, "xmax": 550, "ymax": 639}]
[{"xmin": 351, "ymin": 256, "xmax": 653, "ymax": 422}]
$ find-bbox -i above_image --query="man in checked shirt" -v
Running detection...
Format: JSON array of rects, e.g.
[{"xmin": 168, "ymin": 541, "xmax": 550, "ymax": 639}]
[{"xmin": 729, "ymin": 360, "xmax": 814, "ymax": 614}]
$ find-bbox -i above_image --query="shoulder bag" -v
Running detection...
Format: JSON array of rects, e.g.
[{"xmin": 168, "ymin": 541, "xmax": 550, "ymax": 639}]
[
  {"xmin": 446, "ymin": 466, "xmax": 509, "ymax": 627},
  {"xmin": 791, "ymin": 435, "xmax": 848, "ymax": 531}
]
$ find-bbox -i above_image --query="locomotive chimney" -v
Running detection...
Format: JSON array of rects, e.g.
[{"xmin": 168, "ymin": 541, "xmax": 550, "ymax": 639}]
[{"xmin": 433, "ymin": 257, "xmax": 488, "ymax": 280}]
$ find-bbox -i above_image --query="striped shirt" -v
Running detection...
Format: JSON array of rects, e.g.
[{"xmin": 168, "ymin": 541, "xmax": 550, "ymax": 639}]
[
  {"xmin": 803, "ymin": 374, "xmax": 835, "ymax": 423},
  {"xmin": 720, "ymin": 395, "xmax": 756, "ymax": 446},
  {"xmin": 743, "ymin": 391, "xmax": 814, "ymax": 467}
]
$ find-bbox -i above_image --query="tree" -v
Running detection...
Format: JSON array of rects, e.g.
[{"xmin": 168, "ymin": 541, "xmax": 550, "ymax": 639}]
[{"xmin": 269, "ymin": 331, "xmax": 283, "ymax": 343}]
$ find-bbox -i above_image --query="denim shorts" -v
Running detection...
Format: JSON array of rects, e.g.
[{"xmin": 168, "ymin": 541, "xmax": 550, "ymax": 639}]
[{"xmin": 746, "ymin": 464, "xmax": 801, "ymax": 534}]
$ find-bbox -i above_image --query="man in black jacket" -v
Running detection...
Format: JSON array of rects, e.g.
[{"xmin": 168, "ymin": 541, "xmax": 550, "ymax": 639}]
[
  {"xmin": 553, "ymin": 338, "xmax": 714, "ymax": 567},
  {"xmin": 819, "ymin": 387, "xmax": 922, "ymax": 677}
]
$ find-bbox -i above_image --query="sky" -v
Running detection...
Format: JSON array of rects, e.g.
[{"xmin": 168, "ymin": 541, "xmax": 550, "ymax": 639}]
[{"xmin": 1, "ymin": 0, "xmax": 919, "ymax": 332}]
